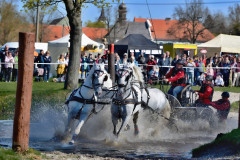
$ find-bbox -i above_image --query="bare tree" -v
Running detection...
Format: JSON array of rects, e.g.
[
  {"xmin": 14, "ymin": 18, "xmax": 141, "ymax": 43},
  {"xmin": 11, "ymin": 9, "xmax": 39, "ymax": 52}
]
[
  {"xmin": 0, "ymin": 0, "xmax": 28, "ymax": 45},
  {"xmin": 229, "ymin": 3, "xmax": 240, "ymax": 35},
  {"xmin": 170, "ymin": 0, "xmax": 212, "ymax": 43},
  {"xmin": 207, "ymin": 12, "xmax": 228, "ymax": 35}
]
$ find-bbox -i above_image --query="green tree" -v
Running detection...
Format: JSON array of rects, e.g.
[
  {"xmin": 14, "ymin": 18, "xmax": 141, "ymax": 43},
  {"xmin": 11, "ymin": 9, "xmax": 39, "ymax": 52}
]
[
  {"xmin": 0, "ymin": 0, "xmax": 28, "ymax": 45},
  {"xmin": 85, "ymin": 20, "xmax": 106, "ymax": 28},
  {"xmin": 22, "ymin": 0, "xmax": 119, "ymax": 89}
]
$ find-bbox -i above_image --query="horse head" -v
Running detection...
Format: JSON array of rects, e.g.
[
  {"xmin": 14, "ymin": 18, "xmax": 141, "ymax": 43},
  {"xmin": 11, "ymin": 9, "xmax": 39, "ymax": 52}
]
[
  {"xmin": 115, "ymin": 63, "xmax": 134, "ymax": 97},
  {"xmin": 91, "ymin": 63, "xmax": 111, "ymax": 97}
]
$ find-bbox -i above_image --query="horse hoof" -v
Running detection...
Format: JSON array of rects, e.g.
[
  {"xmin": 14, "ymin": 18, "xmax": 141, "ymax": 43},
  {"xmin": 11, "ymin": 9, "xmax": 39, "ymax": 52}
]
[
  {"xmin": 69, "ymin": 140, "xmax": 75, "ymax": 145},
  {"xmin": 124, "ymin": 124, "xmax": 130, "ymax": 131}
]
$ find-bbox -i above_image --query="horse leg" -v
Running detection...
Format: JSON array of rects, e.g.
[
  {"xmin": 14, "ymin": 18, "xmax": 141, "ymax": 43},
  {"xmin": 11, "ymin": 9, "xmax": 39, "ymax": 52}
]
[
  {"xmin": 69, "ymin": 113, "xmax": 89, "ymax": 145},
  {"xmin": 133, "ymin": 111, "xmax": 139, "ymax": 135},
  {"xmin": 112, "ymin": 115, "xmax": 118, "ymax": 136},
  {"xmin": 117, "ymin": 115, "xmax": 131, "ymax": 136}
]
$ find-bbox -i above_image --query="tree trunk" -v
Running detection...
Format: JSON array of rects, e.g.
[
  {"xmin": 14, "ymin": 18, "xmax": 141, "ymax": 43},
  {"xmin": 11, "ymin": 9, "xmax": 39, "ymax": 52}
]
[{"xmin": 64, "ymin": 7, "xmax": 82, "ymax": 90}]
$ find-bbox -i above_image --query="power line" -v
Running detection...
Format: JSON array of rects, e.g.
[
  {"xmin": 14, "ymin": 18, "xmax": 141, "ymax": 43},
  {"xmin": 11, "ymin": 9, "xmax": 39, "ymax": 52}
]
[{"xmin": 112, "ymin": 1, "xmax": 240, "ymax": 6}]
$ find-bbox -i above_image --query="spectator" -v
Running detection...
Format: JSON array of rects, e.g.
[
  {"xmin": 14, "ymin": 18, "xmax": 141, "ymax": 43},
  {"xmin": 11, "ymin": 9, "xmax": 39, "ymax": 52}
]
[
  {"xmin": 171, "ymin": 54, "xmax": 179, "ymax": 66},
  {"xmin": 43, "ymin": 51, "xmax": 52, "ymax": 82},
  {"xmin": 65, "ymin": 52, "xmax": 69, "ymax": 73},
  {"xmin": 166, "ymin": 51, "xmax": 172, "ymax": 65},
  {"xmin": 5, "ymin": 52, "xmax": 14, "ymax": 82},
  {"xmin": 206, "ymin": 58, "xmax": 214, "ymax": 77},
  {"xmin": 115, "ymin": 55, "xmax": 122, "ymax": 64},
  {"xmin": 148, "ymin": 65, "xmax": 159, "ymax": 85},
  {"xmin": 0, "ymin": 45, "xmax": 9, "ymax": 81},
  {"xmin": 159, "ymin": 53, "xmax": 170, "ymax": 79},
  {"xmin": 221, "ymin": 56, "xmax": 231, "ymax": 87},
  {"xmin": 80, "ymin": 53, "xmax": 89, "ymax": 79},
  {"xmin": 96, "ymin": 53, "xmax": 103, "ymax": 64},
  {"xmin": 193, "ymin": 56, "xmax": 199, "ymax": 86},
  {"xmin": 88, "ymin": 53, "xmax": 95, "ymax": 70},
  {"xmin": 128, "ymin": 52, "xmax": 135, "ymax": 61},
  {"xmin": 198, "ymin": 57, "xmax": 205, "ymax": 76},
  {"xmin": 233, "ymin": 57, "xmax": 240, "ymax": 87},
  {"xmin": 186, "ymin": 57, "xmax": 195, "ymax": 85},
  {"xmin": 137, "ymin": 52, "xmax": 145, "ymax": 65},
  {"xmin": 147, "ymin": 55, "xmax": 156, "ymax": 76},
  {"xmin": 37, "ymin": 50, "xmax": 45, "ymax": 68},
  {"xmin": 57, "ymin": 54, "xmax": 66, "ymax": 78},
  {"xmin": 231, "ymin": 57, "xmax": 238, "ymax": 87},
  {"xmin": 12, "ymin": 50, "xmax": 18, "ymax": 82},
  {"xmin": 129, "ymin": 57, "xmax": 138, "ymax": 66},
  {"xmin": 197, "ymin": 72, "xmax": 206, "ymax": 86},
  {"xmin": 122, "ymin": 53, "xmax": 128, "ymax": 64},
  {"xmin": 215, "ymin": 73, "xmax": 224, "ymax": 87}
]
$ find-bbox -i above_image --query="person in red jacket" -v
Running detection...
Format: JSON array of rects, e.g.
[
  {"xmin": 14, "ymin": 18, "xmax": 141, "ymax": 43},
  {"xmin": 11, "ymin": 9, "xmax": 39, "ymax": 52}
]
[
  {"xmin": 163, "ymin": 59, "xmax": 186, "ymax": 98},
  {"xmin": 209, "ymin": 91, "xmax": 231, "ymax": 122},
  {"xmin": 194, "ymin": 75, "xmax": 214, "ymax": 107}
]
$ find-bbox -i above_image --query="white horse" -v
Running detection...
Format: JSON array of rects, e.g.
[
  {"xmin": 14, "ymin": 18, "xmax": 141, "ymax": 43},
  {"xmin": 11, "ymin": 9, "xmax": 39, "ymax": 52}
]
[
  {"xmin": 65, "ymin": 63, "xmax": 112, "ymax": 144},
  {"xmin": 111, "ymin": 63, "xmax": 171, "ymax": 137}
]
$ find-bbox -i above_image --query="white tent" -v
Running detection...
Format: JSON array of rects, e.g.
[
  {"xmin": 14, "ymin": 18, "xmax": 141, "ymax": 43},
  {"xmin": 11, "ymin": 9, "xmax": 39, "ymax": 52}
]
[
  {"xmin": 198, "ymin": 34, "xmax": 240, "ymax": 54},
  {"xmin": 48, "ymin": 33, "xmax": 105, "ymax": 76}
]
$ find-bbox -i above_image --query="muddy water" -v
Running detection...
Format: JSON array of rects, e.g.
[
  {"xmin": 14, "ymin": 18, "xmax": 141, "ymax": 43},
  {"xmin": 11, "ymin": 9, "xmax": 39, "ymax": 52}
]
[{"xmin": 0, "ymin": 111, "xmax": 238, "ymax": 159}]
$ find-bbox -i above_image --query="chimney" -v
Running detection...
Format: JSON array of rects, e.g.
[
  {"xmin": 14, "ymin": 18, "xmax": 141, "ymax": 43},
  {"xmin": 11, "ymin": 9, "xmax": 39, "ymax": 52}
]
[{"xmin": 165, "ymin": 18, "xmax": 171, "ymax": 21}]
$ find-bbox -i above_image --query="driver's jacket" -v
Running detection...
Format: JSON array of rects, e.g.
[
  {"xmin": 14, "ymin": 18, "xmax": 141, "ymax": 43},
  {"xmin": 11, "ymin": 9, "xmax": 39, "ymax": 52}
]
[
  {"xmin": 165, "ymin": 67, "xmax": 186, "ymax": 87},
  {"xmin": 209, "ymin": 99, "xmax": 230, "ymax": 120},
  {"xmin": 197, "ymin": 84, "xmax": 214, "ymax": 104}
]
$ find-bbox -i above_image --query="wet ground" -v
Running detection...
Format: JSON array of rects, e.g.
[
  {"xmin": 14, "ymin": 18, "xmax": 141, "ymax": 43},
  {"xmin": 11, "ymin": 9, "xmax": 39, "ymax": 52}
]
[{"xmin": 0, "ymin": 111, "xmax": 238, "ymax": 159}]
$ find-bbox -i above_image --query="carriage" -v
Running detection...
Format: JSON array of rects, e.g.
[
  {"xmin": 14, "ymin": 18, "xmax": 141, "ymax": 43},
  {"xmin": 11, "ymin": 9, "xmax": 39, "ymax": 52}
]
[{"xmin": 166, "ymin": 84, "xmax": 216, "ymax": 126}]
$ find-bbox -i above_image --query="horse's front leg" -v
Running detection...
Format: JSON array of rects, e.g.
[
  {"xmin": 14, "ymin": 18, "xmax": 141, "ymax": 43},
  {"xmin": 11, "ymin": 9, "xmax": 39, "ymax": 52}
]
[
  {"xmin": 133, "ymin": 111, "xmax": 139, "ymax": 135},
  {"xmin": 69, "ymin": 107, "xmax": 92, "ymax": 145},
  {"xmin": 117, "ymin": 114, "xmax": 131, "ymax": 137}
]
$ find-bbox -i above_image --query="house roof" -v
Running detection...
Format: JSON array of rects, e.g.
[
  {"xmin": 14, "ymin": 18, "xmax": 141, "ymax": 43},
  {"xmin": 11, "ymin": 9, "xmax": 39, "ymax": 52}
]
[
  {"xmin": 29, "ymin": 24, "xmax": 108, "ymax": 42},
  {"xmin": 50, "ymin": 17, "xmax": 66, "ymax": 25},
  {"xmin": 105, "ymin": 21, "xmax": 151, "ymax": 43},
  {"xmin": 134, "ymin": 17, "xmax": 214, "ymax": 42}
]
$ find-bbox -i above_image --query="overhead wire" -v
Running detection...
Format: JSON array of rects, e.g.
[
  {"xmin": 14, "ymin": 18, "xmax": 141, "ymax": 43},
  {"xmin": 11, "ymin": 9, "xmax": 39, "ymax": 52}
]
[{"xmin": 112, "ymin": 1, "xmax": 240, "ymax": 6}]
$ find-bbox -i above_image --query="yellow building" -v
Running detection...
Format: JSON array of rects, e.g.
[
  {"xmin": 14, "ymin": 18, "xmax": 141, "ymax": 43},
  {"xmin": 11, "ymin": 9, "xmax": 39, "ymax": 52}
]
[{"xmin": 164, "ymin": 43, "xmax": 197, "ymax": 58}]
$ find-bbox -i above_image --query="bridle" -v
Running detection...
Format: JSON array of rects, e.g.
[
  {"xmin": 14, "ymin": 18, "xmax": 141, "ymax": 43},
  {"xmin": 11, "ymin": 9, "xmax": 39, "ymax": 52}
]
[
  {"xmin": 116, "ymin": 68, "xmax": 133, "ymax": 89},
  {"xmin": 92, "ymin": 69, "xmax": 108, "ymax": 89}
]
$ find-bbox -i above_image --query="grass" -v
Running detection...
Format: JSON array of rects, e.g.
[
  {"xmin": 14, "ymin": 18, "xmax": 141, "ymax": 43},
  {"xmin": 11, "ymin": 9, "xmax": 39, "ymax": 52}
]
[
  {"xmin": 0, "ymin": 80, "xmax": 72, "ymax": 120},
  {"xmin": 0, "ymin": 148, "xmax": 43, "ymax": 160},
  {"xmin": 0, "ymin": 81, "xmax": 239, "ymax": 119},
  {"xmin": 192, "ymin": 129, "xmax": 240, "ymax": 157}
]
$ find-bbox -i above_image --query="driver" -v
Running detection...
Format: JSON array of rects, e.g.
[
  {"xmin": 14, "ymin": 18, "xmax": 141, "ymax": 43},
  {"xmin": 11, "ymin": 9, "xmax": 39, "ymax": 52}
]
[
  {"xmin": 164, "ymin": 59, "xmax": 186, "ymax": 98},
  {"xmin": 209, "ymin": 91, "xmax": 231, "ymax": 122},
  {"xmin": 194, "ymin": 75, "xmax": 214, "ymax": 107}
]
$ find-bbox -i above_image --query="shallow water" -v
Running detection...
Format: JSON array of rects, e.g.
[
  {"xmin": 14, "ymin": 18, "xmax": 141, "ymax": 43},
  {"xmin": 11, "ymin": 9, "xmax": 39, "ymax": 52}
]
[{"xmin": 0, "ymin": 111, "xmax": 238, "ymax": 159}]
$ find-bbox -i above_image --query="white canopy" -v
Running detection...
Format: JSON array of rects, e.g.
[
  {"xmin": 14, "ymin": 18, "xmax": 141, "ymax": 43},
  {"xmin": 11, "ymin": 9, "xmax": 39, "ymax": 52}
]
[
  {"xmin": 48, "ymin": 33, "xmax": 104, "ymax": 48},
  {"xmin": 48, "ymin": 33, "xmax": 105, "ymax": 76},
  {"xmin": 198, "ymin": 34, "xmax": 240, "ymax": 53}
]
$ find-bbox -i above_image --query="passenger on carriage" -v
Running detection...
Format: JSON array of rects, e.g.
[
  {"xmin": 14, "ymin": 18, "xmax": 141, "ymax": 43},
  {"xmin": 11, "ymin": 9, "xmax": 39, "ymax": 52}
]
[
  {"xmin": 209, "ymin": 91, "xmax": 231, "ymax": 122},
  {"xmin": 194, "ymin": 75, "xmax": 214, "ymax": 107},
  {"xmin": 163, "ymin": 59, "xmax": 186, "ymax": 98}
]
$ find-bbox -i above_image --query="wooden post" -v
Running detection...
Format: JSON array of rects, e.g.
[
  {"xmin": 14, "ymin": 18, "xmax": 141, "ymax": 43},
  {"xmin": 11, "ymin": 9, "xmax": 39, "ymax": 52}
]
[
  {"xmin": 12, "ymin": 32, "xmax": 35, "ymax": 152},
  {"xmin": 108, "ymin": 44, "xmax": 115, "ymax": 85}
]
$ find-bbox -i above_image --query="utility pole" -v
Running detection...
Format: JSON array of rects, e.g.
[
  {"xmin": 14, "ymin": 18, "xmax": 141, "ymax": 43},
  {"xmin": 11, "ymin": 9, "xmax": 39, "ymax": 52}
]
[{"xmin": 35, "ymin": 2, "xmax": 40, "ymax": 42}]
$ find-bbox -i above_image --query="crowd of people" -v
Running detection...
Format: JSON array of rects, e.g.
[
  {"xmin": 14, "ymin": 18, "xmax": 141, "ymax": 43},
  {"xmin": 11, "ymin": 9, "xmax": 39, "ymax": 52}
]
[{"xmin": 1, "ymin": 45, "xmax": 240, "ymax": 87}]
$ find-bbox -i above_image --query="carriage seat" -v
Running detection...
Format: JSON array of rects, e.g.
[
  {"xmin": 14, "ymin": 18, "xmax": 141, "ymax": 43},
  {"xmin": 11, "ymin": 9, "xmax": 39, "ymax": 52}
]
[{"xmin": 177, "ymin": 84, "xmax": 192, "ymax": 106}]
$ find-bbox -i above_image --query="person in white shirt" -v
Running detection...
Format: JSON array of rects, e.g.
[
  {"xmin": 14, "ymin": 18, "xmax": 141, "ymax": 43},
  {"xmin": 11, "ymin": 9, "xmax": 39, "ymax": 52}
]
[
  {"xmin": 215, "ymin": 73, "xmax": 224, "ymax": 87},
  {"xmin": 5, "ymin": 52, "xmax": 14, "ymax": 82}
]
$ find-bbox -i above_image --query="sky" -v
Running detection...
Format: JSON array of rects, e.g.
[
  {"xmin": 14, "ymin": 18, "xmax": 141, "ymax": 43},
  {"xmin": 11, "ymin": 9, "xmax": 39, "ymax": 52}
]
[{"xmin": 17, "ymin": 0, "xmax": 240, "ymax": 26}]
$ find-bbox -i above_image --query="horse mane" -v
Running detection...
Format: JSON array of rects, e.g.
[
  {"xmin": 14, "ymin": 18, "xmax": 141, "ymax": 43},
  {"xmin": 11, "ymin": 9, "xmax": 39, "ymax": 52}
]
[{"xmin": 132, "ymin": 64, "xmax": 144, "ymax": 83}]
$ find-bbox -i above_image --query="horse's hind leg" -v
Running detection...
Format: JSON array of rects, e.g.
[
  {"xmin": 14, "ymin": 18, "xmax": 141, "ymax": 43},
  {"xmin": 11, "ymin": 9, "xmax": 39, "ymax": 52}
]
[{"xmin": 133, "ymin": 111, "xmax": 139, "ymax": 135}]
